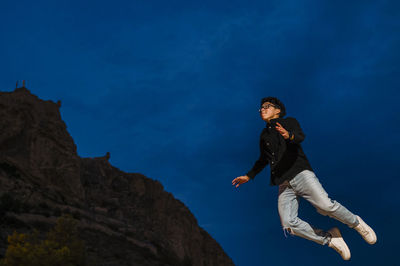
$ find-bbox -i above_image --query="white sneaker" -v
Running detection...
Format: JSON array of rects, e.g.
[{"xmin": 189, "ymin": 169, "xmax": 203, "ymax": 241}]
[
  {"xmin": 327, "ymin": 227, "xmax": 351, "ymax": 260},
  {"xmin": 354, "ymin": 215, "xmax": 377, "ymax": 244}
]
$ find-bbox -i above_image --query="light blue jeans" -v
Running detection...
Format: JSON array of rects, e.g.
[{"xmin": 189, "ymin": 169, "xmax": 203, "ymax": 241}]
[{"xmin": 278, "ymin": 169, "xmax": 359, "ymax": 245}]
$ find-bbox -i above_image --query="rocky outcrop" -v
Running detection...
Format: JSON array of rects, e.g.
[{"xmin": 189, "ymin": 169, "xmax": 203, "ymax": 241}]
[{"xmin": 0, "ymin": 86, "xmax": 234, "ymax": 266}]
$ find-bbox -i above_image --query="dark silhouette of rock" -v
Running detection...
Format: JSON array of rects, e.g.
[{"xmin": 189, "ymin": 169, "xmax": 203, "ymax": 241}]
[{"xmin": 0, "ymin": 87, "xmax": 234, "ymax": 266}]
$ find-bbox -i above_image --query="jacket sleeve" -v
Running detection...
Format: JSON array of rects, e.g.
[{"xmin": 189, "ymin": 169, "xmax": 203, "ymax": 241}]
[
  {"xmin": 246, "ymin": 140, "xmax": 269, "ymax": 180},
  {"xmin": 285, "ymin": 117, "xmax": 306, "ymax": 144}
]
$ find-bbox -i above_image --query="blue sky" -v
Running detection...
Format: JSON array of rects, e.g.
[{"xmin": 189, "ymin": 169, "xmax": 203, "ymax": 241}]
[{"xmin": 1, "ymin": 0, "xmax": 399, "ymax": 265}]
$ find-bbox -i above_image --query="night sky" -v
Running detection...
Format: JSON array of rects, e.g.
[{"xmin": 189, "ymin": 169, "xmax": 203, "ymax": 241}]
[{"xmin": 1, "ymin": 1, "xmax": 399, "ymax": 265}]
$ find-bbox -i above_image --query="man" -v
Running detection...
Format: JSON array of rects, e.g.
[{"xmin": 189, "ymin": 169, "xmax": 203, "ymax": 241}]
[{"xmin": 231, "ymin": 97, "xmax": 377, "ymax": 260}]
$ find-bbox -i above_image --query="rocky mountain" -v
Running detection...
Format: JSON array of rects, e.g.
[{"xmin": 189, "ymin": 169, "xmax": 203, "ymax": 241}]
[{"xmin": 0, "ymin": 86, "xmax": 234, "ymax": 266}]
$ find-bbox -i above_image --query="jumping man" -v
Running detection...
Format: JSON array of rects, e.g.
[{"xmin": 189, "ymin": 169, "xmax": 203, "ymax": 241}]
[{"xmin": 231, "ymin": 97, "xmax": 377, "ymax": 260}]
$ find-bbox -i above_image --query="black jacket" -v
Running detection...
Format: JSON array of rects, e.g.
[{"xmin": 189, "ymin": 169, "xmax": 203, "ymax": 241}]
[{"xmin": 246, "ymin": 116, "xmax": 313, "ymax": 186}]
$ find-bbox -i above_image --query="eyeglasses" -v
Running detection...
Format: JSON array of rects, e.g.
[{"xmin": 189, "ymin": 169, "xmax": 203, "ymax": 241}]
[{"xmin": 258, "ymin": 104, "xmax": 277, "ymax": 112}]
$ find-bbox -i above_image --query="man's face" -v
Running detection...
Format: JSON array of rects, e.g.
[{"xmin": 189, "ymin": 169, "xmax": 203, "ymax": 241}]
[{"xmin": 259, "ymin": 102, "xmax": 281, "ymax": 122}]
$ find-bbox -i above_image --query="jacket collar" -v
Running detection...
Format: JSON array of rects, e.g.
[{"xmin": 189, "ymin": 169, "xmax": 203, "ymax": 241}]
[{"xmin": 266, "ymin": 117, "xmax": 284, "ymax": 127}]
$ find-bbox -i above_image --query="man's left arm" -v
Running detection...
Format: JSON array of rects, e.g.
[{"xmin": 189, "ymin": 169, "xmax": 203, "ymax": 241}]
[{"xmin": 285, "ymin": 117, "xmax": 305, "ymax": 144}]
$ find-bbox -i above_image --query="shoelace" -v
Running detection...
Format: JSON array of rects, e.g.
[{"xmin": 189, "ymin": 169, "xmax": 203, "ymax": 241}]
[{"xmin": 358, "ymin": 225, "xmax": 369, "ymax": 236}]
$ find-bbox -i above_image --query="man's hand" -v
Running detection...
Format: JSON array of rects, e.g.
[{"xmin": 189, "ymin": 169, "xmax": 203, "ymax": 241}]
[
  {"xmin": 275, "ymin": 122, "xmax": 289, "ymax": 139},
  {"xmin": 232, "ymin": 175, "xmax": 250, "ymax": 188}
]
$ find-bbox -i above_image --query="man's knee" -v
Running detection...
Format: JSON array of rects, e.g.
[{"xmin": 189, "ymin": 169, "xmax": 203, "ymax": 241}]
[
  {"xmin": 281, "ymin": 217, "xmax": 299, "ymax": 235},
  {"xmin": 282, "ymin": 226, "xmax": 293, "ymax": 237},
  {"xmin": 315, "ymin": 198, "xmax": 338, "ymax": 214}
]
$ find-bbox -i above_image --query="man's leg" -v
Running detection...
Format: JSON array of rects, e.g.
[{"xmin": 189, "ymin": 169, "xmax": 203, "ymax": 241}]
[
  {"xmin": 288, "ymin": 170, "xmax": 359, "ymax": 228},
  {"xmin": 278, "ymin": 181, "xmax": 332, "ymax": 245}
]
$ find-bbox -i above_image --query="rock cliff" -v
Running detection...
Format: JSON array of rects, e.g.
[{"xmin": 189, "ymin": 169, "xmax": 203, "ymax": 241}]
[{"xmin": 0, "ymin": 86, "xmax": 234, "ymax": 266}]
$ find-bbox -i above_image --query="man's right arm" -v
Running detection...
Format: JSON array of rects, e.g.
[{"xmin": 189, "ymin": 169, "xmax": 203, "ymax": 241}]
[{"xmin": 246, "ymin": 152, "xmax": 269, "ymax": 181}]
